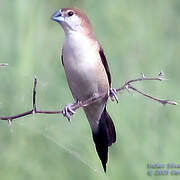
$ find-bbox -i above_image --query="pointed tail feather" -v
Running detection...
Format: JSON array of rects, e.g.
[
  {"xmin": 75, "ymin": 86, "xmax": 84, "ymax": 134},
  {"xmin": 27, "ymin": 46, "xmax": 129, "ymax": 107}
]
[{"xmin": 92, "ymin": 107, "xmax": 116, "ymax": 172}]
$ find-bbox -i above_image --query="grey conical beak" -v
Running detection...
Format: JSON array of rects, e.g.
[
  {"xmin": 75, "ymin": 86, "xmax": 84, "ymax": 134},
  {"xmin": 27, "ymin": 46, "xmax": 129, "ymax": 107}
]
[{"xmin": 51, "ymin": 10, "xmax": 64, "ymax": 23}]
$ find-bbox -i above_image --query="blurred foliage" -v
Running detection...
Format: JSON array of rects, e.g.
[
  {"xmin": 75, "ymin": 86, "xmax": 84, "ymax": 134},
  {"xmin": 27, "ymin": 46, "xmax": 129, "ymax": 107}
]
[{"xmin": 0, "ymin": 0, "xmax": 180, "ymax": 180}]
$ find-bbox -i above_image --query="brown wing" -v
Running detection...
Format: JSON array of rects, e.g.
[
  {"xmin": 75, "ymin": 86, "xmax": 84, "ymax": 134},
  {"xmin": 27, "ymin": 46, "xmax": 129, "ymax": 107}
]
[
  {"xmin": 99, "ymin": 46, "xmax": 111, "ymax": 86},
  {"xmin": 61, "ymin": 54, "xmax": 64, "ymax": 66},
  {"xmin": 61, "ymin": 48, "xmax": 64, "ymax": 66}
]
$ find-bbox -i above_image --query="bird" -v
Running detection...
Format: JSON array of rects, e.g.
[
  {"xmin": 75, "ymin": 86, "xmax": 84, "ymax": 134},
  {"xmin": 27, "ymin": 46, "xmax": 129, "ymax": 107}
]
[{"xmin": 51, "ymin": 7, "xmax": 118, "ymax": 172}]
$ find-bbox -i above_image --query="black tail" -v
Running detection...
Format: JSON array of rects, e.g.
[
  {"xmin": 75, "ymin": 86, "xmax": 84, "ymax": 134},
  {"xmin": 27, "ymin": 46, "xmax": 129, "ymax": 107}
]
[{"xmin": 92, "ymin": 107, "xmax": 116, "ymax": 172}]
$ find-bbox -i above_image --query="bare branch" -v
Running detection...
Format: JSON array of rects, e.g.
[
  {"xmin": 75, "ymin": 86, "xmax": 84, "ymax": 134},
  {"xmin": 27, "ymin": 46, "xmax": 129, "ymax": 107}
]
[
  {"xmin": 128, "ymin": 85, "xmax": 177, "ymax": 106},
  {"xmin": 116, "ymin": 72, "xmax": 177, "ymax": 105},
  {"xmin": 116, "ymin": 75, "xmax": 164, "ymax": 92},
  {"xmin": 32, "ymin": 77, "xmax": 37, "ymax": 112},
  {"xmin": 0, "ymin": 110, "xmax": 33, "ymax": 121},
  {"xmin": 0, "ymin": 63, "xmax": 8, "ymax": 67},
  {"xmin": 0, "ymin": 73, "xmax": 177, "ymax": 122},
  {"xmin": 0, "ymin": 77, "xmax": 106, "ymax": 121}
]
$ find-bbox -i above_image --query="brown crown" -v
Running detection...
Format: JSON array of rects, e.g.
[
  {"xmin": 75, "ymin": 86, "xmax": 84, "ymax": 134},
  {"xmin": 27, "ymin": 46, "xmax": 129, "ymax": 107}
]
[{"xmin": 61, "ymin": 7, "xmax": 94, "ymax": 36}]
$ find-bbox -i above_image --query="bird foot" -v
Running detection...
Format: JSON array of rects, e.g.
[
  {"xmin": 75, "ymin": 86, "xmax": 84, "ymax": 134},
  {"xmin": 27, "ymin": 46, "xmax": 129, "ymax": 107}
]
[
  {"xmin": 62, "ymin": 103, "xmax": 76, "ymax": 121},
  {"xmin": 109, "ymin": 88, "xmax": 118, "ymax": 103}
]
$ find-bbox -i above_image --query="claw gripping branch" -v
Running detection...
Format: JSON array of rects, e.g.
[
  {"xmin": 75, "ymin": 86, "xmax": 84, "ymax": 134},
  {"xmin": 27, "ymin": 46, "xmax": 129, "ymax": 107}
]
[{"xmin": 0, "ymin": 72, "xmax": 177, "ymax": 123}]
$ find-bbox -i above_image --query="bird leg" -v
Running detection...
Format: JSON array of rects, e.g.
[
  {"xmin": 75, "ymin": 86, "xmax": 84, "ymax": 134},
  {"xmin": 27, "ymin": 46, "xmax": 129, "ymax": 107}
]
[
  {"xmin": 62, "ymin": 103, "xmax": 76, "ymax": 121},
  {"xmin": 109, "ymin": 88, "xmax": 118, "ymax": 103}
]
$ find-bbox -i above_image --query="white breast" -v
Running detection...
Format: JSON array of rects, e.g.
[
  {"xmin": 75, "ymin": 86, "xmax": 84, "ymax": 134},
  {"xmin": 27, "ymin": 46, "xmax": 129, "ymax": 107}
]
[
  {"xmin": 62, "ymin": 32, "xmax": 108, "ymax": 101},
  {"xmin": 64, "ymin": 32, "xmax": 97, "ymax": 68}
]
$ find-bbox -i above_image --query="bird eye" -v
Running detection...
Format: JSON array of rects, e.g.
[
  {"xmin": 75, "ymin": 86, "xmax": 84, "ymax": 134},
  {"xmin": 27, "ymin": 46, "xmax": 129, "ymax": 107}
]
[{"xmin": 68, "ymin": 11, "xmax": 74, "ymax": 17}]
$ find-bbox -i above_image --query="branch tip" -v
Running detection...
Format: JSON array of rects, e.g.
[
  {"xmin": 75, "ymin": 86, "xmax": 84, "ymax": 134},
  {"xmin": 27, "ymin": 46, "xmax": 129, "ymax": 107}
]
[
  {"xmin": 0, "ymin": 63, "xmax": 8, "ymax": 67},
  {"xmin": 166, "ymin": 101, "xmax": 178, "ymax": 106}
]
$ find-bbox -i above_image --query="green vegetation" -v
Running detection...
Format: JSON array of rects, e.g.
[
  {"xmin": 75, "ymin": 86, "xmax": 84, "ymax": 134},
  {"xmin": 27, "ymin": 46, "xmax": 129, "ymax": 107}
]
[{"xmin": 0, "ymin": 0, "xmax": 179, "ymax": 179}]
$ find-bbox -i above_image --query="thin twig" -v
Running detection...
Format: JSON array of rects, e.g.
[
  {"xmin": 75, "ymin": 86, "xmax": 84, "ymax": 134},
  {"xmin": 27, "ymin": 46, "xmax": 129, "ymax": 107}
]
[
  {"xmin": 0, "ymin": 73, "xmax": 177, "ymax": 122},
  {"xmin": 128, "ymin": 85, "xmax": 177, "ymax": 106},
  {"xmin": 32, "ymin": 77, "xmax": 37, "ymax": 112},
  {"xmin": 0, "ymin": 110, "xmax": 33, "ymax": 120},
  {"xmin": 116, "ymin": 73, "xmax": 177, "ymax": 105},
  {"xmin": 116, "ymin": 76, "xmax": 164, "ymax": 92},
  {"xmin": 0, "ymin": 63, "xmax": 8, "ymax": 67},
  {"xmin": 0, "ymin": 78, "xmax": 106, "ymax": 121}
]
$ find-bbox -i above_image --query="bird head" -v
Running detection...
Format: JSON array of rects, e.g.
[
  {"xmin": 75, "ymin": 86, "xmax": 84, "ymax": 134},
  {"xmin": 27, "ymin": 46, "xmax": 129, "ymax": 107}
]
[{"xmin": 51, "ymin": 7, "xmax": 93, "ymax": 36}]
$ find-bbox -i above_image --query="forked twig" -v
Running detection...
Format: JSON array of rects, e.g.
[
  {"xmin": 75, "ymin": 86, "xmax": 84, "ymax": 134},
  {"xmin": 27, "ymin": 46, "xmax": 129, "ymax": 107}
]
[
  {"xmin": 116, "ymin": 72, "xmax": 177, "ymax": 106},
  {"xmin": 128, "ymin": 85, "xmax": 177, "ymax": 105},
  {"xmin": 0, "ymin": 72, "xmax": 177, "ymax": 124},
  {"xmin": 0, "ymin": 77, "xmax": 106, "ymax": 122}
]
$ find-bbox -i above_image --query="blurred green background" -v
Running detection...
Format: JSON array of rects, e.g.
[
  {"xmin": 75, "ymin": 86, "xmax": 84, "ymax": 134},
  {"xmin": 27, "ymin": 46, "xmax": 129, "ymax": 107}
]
[{"xmin": 0, "ymin": 0, "xmax": 180, "ymax": 179}]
